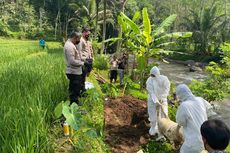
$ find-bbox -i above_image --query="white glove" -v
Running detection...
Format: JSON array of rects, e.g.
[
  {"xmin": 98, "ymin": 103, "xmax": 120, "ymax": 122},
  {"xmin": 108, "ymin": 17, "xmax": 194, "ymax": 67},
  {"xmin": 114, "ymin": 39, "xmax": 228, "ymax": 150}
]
[{"xmin": 156, "ymin": 101, "xmax": 162, "ymax": 106}]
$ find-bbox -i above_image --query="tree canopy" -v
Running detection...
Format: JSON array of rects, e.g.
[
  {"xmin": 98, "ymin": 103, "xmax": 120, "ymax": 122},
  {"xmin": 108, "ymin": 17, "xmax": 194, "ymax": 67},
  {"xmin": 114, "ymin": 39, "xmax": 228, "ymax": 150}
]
[{"xmin": 0, "ymin": 0, "xmax": 229, "ymax": 53}]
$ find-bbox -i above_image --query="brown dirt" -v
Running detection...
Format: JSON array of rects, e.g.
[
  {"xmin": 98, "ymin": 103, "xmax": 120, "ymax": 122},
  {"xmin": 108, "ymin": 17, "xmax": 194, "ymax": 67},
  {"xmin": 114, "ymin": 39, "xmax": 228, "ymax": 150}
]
[{"xmin": 105, "ymin": 96, "xmax": 150, "ymax": 153}]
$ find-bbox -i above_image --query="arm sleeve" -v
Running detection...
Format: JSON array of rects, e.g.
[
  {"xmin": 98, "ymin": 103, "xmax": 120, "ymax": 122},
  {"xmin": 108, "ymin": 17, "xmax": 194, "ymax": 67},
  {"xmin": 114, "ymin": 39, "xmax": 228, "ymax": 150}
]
[
  {"xmin": 176, "ymin": 104, "xmax": 187, "ymax": 127},
  {"xmin": 110, "ymin": 60, "xmax": 113, "ymax": 65},
  {"xmin": 202, "ymin": 98, "xmax": 216, "ymax": 118},
  {"xmin": 66, "ymin": 46, "xmax": 84, "ymax": 67},
  {"xmin": 164, "ymin": 77, "xmax": 170, "ymax": 95},
  {"xmin": 90, "ymin": 43, "xmax": 93, "ymax": 59},
  {"xmin": 146, "ymin": 78, "xmax": 158, "ymax": 103}
]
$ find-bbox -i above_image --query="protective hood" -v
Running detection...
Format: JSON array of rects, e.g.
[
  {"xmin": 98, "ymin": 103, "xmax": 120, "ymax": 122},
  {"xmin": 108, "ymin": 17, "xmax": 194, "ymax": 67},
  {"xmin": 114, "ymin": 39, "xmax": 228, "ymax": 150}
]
[
  {"xmin": 150, "ymin": 66, "xmax": 160, "ymax": 76},
  {"xmin": 176, "ymin": 84, "xmax": 195, "ymax": 102}
]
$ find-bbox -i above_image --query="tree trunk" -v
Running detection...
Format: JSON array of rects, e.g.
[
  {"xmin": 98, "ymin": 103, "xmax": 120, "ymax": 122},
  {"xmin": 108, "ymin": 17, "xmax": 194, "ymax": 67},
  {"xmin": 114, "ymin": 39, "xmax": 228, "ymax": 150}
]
[
  {"xmin": 95, "ymin": 0, "xmax": 100, "ymax": 37},
  {"xmin": 65, "ymin": 15, "xmax": 69, "ymax": 39},
  {"xmin": 131, "ymin": 53, "xmax": 136, "ymax": 80},
  {"xmin": 222, "ymin": 0, "xmax": 228, "ymax": 42},
  {"xmin": 54, "ymin": 10, "xmax": 60, "ymax": 40},
  {"xmin": 116, "ymin": 0, "xmax": 128, "ymax": 52},
  {"xmin": 39, "ymin": 7, "xmax": 44, "ymax": 32},
  {"xmin": 101, "ymin": 0, "xmax": 106, "ymax": 54},
  {"xmin": 154, "ymin": 0, "xmax": 160, "ymax": 23},
  {"xmin": 140, "ymin": 47, "xmax": 150, "ymax": 89}
]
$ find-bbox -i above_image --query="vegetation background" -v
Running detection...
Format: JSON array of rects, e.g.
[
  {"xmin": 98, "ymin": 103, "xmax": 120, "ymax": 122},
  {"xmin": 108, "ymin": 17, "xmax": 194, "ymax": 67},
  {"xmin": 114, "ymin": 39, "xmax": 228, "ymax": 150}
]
[{"xmin": 0, "ymin": 0, "xmax": 230, "ymax": 152}]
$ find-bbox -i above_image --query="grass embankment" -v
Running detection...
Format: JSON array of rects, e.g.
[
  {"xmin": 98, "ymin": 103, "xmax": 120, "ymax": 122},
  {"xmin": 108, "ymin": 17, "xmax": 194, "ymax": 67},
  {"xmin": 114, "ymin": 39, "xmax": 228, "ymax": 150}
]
[{"xmin": 0, "ymin": 38, "xmax": 106, "ymax": 152}]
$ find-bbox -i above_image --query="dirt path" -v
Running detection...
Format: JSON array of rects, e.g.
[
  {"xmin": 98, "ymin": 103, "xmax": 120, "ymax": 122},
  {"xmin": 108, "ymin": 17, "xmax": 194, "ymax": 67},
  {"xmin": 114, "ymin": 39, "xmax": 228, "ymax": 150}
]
[{"xmin": 105, "ymin": 96, "xmax": 150, "ymax": 153}]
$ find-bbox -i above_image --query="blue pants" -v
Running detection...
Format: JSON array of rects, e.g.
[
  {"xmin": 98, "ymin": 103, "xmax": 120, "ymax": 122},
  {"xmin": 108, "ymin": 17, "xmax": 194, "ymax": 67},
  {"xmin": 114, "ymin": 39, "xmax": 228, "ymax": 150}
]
[{"xmin": 118, "ymin": 69, "xmax": 124, "ymax": 85}]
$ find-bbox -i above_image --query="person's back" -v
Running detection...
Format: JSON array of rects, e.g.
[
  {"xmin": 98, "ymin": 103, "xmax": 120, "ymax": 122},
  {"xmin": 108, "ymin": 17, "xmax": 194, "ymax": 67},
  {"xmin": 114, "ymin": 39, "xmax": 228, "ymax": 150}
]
[
  {"xmin": 178, "ymin": 99, "xmax": 207, "ymax": 141},
  {"xmin": 153, "ymin": 75, "xmax": 170, "ymax": 100},
  {"xmin": 39, "ymin": 39, "xmax": 45, "ymax": 48},
  {"xmin": 176, "ymin": 84, "xmax": 208, "ymax": 153}
]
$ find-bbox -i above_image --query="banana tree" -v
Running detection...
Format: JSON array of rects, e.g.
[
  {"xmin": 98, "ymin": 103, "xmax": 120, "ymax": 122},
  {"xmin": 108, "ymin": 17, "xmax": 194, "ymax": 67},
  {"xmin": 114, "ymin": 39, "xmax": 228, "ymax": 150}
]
[{"xmin": 118, "ymin": 8, "xmax": 192, "ymax": 89}]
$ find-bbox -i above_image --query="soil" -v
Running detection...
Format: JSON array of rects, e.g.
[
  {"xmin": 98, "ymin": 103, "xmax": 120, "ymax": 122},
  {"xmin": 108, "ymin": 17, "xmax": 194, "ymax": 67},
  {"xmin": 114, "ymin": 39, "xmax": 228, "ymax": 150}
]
[{"xmin": 105, "ymin": 96, "xmax": 150, "ymax": 153}]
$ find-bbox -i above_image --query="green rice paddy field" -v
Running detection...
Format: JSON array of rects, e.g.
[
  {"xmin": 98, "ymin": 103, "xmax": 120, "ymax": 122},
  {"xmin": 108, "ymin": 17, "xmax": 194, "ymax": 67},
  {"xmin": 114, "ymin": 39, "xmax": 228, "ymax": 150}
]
[
  {"xmin": 0, "ymin": 38, "xmax": 106, "ymax": 153},
  {"xmin": 0, "ymin": 38, "xmax": 69, "ymax": 152}
]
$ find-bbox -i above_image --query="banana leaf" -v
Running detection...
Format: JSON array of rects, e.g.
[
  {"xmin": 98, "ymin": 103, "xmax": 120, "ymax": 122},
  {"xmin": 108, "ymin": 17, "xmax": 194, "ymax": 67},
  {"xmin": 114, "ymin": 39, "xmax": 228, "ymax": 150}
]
[{"xmin": 142, "ymin": 8, "xmax": 152, "ymax": 44}]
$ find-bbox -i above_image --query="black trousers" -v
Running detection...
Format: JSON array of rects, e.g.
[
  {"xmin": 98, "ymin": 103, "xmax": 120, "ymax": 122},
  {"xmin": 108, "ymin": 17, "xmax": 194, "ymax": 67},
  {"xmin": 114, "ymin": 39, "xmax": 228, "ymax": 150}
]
[
  {"xmin": 66, "ymin": 74, "xmax": 84, "ymax": 104},
  {"xmin": 110, "ymin": 70, "xmax": 117, "ymax": 82},
  {"xmin": 82, "ymin": 59, "xmax": 93, "ymax": 90}
]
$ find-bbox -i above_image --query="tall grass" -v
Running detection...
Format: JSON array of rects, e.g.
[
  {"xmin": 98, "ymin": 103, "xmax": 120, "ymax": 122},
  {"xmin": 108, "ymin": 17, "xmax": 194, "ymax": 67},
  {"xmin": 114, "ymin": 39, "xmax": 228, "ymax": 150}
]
[{"xmin": 0, "ymin": 39, "xmax": 68, "ymax": 152}]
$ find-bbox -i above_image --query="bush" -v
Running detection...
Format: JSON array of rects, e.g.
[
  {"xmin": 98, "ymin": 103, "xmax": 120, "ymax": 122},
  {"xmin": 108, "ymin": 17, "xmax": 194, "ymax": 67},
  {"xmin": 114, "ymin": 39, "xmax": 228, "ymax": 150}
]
[
  {"xmin": 101, "ymin": 83, "xmax": 119, "ymax": 98},
  {"xmin": 93, "ymin": 55, "xmax": 109, "ymax": 70},
  {"xmin": 189, "ymin": 61, "xmax": 229, "ymax": 101},
  {"xmin": 126, "ymin": 80, "xmax": 148, "ymax": 100},
  {"xmin": 54, "ymin": 76, "xmax": 108, "ymax": 152},
  {"xmin": 142, "ymin": 140, "xmax": 175, "ymax": 153}
]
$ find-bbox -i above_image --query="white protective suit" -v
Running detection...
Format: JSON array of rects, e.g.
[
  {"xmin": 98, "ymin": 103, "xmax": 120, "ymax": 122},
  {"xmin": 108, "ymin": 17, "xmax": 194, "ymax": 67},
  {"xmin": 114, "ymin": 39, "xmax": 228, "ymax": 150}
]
[
  {"xmin": 176, "ymin": 84, "xmax": 214, "ymax": 153},
  {"xmin": 146, "ymin": 66, "xmax": 170, "ymax": 136}
]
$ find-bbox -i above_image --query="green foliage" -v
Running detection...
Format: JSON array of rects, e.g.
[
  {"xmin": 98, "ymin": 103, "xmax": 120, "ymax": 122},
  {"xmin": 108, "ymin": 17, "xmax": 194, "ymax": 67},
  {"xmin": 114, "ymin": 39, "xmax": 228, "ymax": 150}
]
[
  {"xmin": 118, "ymin": 8, "xmax": 191, "ymax": 88},
  {"xmin": 190, "ymin": 61, "xmax": 229, "ymax": 101},
  {"xmin": 101, "ymin": 83, "xmax": 119, "ymax": 98},
  {"xmin": 142, "ymin": 8, "xmax": 152, "ymax": 44},
  {"xmin": 0, "ymin": 38, "xmax": 107, "ymax": 152},
  {"xmin": 126, "ymin": 80, "xmax": 148, "ymax": 100},
  {"xmin": 71, "ymin": 87, "xmax": 106, "ymax": 152},
  {"xmin": 142, "ymin": 140, "xmax": 175, "ymax": 153},
  {"xmin": 153, "ymin": 14, "xmax": 177, "ymax": 37},
  {"xmin": 53, "ymin": 60, "xmax": 107, "ymax": 152},
  {"xmin": 54, "ymin": 101, "xmax": 70, "ymax": 119},
  {"xmin": 62, "ymin": 103, "xmax": 84, "ymax": 130},
  {"xmin": 0, "ymin": 2, "xmax": 40, "ymax": 38},
  {"xmin": 183, "ymin": 2, "xmax": 228, "ymax": 54},
  {"xmin": 167, "ymin": 82, "xmax": 178, "ymax": 122},
  {"xmin": 168, "ymin": 104, "xmax": 178, "ymax": 122},
  {"xmin": 93, "ymin": 55, "xmax": 109, "ymax": 70},
  {"xmin": 60, "ymin": 99, "xmax": 105, "ymax": 152},
  {"xmin": 0, "ymin": 39, "xmax": 67, "ymax": 152},
  {"xmin": 220, "ymin": 43, "xmax": 230, "ymax": 75},
  {"xmin": 165, "ymin": 52, "xmax": 202, "ymax": 62},
  {"xmin": 120, "ymin": 12, "xmax": 140, "ymax": 35},
  {"xmin": 226, "ymin": 145, "xmax": 230, "ymax": 153}
]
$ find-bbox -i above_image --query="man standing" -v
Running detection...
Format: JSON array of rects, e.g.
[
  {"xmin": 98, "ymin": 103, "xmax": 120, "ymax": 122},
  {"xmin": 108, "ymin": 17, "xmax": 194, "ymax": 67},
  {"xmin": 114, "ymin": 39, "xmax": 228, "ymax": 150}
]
[
  {"xmin": 64, "ymin": 32, "xmax": 84, "ymax": 104},
  {"xmin": 176, "ymin": 84, "xmax": 214, "ymax": 153},
  {"xmin": 146, "ymin": 66, "xmax": 170, "ymax": 136},
  {"xmin": 39, "ymin": 37, "xmax": 45, "ymax": 49},
  {"xmin": 118, "ymin": 53, "xmax": 128, "ymax": 86},
  {"xmin": 110, "ymin": 55, "xmax": 118, "ymax": 83},
  {"xmin": 77, "ymin": 27, "xmax": 94, "ymax": 90}
]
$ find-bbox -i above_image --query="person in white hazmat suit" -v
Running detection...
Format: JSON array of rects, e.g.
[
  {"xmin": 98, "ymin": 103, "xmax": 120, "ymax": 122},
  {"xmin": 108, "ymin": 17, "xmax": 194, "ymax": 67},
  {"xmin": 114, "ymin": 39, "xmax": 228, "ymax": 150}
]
[
  {"xmin": 146, "ymin": 66, "xmax": 170, "ymax": 136},
  {"xmin": 176, "ymin": 84, "xmax": 216, "ymax": 153}
]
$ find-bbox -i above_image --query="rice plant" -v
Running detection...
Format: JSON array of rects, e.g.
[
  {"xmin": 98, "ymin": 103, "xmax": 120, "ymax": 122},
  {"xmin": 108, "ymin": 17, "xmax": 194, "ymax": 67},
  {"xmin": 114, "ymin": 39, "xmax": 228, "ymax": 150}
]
[{"xmin": 0, "ymin": 39, "xmax": 68, "ymax": 152}]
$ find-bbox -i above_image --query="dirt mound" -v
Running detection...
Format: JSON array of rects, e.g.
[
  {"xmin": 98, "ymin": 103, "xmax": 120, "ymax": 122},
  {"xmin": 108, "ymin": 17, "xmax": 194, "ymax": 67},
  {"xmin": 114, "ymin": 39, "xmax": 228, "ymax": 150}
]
[{"xmin": 105, "ymin": 96, "xmax": 150, "ymax": 153}]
